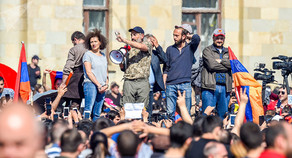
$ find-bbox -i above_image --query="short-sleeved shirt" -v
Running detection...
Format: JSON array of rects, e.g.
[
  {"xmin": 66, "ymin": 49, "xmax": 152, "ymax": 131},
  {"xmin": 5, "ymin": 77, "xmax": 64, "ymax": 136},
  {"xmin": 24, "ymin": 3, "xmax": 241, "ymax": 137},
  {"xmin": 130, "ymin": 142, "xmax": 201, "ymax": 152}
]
[
  {"xmin": 124, "ymin": 40, "xmax": 152, "ymax": 79},
  {"xmin": 27, "ymin": 64, "xmax": 41, "ymax": 88},
  {"xmin": 82, "ymin": 51, "xmax": 107, "ymax": 85},
  {"xmin": 0, "ymin": 88, "xmax": 15, "ymax": 99}
]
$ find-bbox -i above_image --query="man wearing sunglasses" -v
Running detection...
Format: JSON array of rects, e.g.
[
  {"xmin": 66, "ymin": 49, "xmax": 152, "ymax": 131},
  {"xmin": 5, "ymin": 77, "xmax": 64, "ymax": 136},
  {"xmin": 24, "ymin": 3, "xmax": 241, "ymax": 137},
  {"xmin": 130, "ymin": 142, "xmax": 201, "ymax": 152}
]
[{"xmin": 267, "ymin": 87, "xmax": 290, "ymax": 115}]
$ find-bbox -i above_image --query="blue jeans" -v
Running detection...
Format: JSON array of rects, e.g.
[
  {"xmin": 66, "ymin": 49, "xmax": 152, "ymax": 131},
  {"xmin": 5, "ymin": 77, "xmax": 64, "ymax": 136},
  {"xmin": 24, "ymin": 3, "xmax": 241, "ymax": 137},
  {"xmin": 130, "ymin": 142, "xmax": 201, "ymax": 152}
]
[
  {"xmin": 202, "ymin": 85, "xmax": 230, "ymax": 119},
  {"xmin": 166, "ymin": 82, "xmax": 192, "ymax": 121},
  {"xmin": 147, "ymin": 90, "xmax": 154, "ymax": 118},
  {"xmin": 83, "ymin": 82, "xmax": 105, "ymax": 122}
]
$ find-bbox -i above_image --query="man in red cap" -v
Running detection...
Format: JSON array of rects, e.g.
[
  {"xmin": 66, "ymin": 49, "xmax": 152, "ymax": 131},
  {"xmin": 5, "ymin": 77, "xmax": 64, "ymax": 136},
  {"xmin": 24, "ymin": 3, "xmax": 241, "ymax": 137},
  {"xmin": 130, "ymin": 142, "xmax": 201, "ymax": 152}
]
[{"xmin": 201, "ymin": 28, "xmax": 232, "ymax": 119}]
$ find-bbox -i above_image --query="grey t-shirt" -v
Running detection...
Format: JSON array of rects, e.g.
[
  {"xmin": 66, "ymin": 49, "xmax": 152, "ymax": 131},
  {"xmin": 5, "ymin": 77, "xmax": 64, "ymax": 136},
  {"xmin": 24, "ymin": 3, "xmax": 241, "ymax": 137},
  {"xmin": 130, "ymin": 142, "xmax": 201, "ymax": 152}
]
[{"xmin": 82, "ymin": 51, "xmax": 107, "ymax": 85}]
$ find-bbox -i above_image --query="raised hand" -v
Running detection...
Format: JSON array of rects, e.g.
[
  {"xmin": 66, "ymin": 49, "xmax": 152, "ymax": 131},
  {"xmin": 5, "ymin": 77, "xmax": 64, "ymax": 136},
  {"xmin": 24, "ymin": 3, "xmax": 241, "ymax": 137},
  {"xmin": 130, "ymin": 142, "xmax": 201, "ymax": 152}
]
[
  {"xmin": 177, "ymin": 90, "xmax": 186, "ymax": 108},
  {"xmin": 240, "ymin": 87, "xmax": 248, "ymax": 104}
]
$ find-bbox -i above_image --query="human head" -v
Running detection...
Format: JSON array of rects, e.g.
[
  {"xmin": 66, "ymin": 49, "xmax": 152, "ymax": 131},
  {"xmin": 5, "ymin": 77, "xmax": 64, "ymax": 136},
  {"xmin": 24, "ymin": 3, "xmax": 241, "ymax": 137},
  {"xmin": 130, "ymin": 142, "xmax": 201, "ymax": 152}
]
[
  {"xmin": 170, "ymin": 121, "xmax": 193, "ymax": 149},
  {"xmin": 204, "ymin": 141, "xmax": 228, "ymax": 158},
  {"xmin": 0, "ymin": 104, "xmax": 42, "ymax": 158},
  {"xmin": 129, "ymin": 26, "xmax": 144, "ymax": 43},
  {"xmin": 60, "ymin": 129, "xmax": 84, "ymax": 155},
  {"xmin": 50, "ymin": 119, "xmax": 69, "ymax": 144},
  {"xmin": 176, "ymin": 24, "xmax": 192, "ymax": 34},
  {"xmin": 117, "ymin": 130, "xmax": 139, "ymax": 157},
  {"xmin": 92, "ymin": 118, "xmax": 114, "ymax": 133},
  {"xmin": 265, "ymin": 122, "xmax": 292, "ymax": 156},
  {"xmin": 192, "ymin": 116, "xmax": 205, "ymax": 138},
  {"xmin": 173, "ymin": 26, "xmax": 188, "ymax": 46},
  {"xmin": 240, "ymin": 122, "xmax": 263, "ymax": 150},
  {"xmin": 33, "ymin": 84, "xmax": 45, "ymax": 95},
  {"xmin": 31, "ymin": 55, "xmax": 40, "ymax": 66},
  {"xmin": 202, "ymin": 116, "xmax": 223, "ymax": 140},
  {"xmin": 0, "ymin": 76, "xmax": 4, "ymax": 93},
  {"xmin": 85, "ymin": 28, "xmax": 108, "ymax": 50},
  {"xmin": 54, "ymin": 78, "xmax": 62, "ymax": 90},
  {"xmin": 278, "ymin": 87, "xmax": 288, "ymax": 102},
  {"xmin": 71, "ymin": 31, "xmax": 85, "ymax": 46},
  {"xmin": 108, "ymin": 110, "xmax": 120, "ymax": 124},
  {"xmin": 110, "ymin": 82, "xmax": 120, "ymax": 95},
  {"xmin": 213, "ymin": 28, "xmax": 225, "ymax": 48},
  {"xmin": 77, "ymin": 120, "xmax": 93, "ymax": 140},
  {"xmin": 90, "ymin": 132, "xmax": 109, "ymax": 157}
]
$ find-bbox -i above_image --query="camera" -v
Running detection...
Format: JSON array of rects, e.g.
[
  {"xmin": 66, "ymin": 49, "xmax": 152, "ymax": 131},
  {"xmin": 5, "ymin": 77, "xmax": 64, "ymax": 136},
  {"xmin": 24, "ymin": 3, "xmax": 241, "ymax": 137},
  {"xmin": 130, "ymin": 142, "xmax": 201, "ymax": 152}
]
[
  {"xmin": 272, "ymin": 55, "xmax": 292, "ymax": 73},
  {"xmin": 272, "ymin": 55, "xmax": 292, "ymax": 94},
  {"xmin": 254, "ymin": 63, "xmax": 275, "ymax": 84}
]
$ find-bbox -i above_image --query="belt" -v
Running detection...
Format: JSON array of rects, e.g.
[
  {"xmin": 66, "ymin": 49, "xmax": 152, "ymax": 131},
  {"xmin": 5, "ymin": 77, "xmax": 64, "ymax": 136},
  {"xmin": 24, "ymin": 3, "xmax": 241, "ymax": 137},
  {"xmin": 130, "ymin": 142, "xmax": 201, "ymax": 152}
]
[{"xmin": 125, "ymin": 78, "xmax": 148, "ymax": 82}]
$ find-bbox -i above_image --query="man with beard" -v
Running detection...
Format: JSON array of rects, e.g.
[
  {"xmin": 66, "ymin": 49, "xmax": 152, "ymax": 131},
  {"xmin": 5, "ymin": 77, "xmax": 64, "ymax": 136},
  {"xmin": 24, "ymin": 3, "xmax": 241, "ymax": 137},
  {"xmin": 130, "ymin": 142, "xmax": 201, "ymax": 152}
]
[
  {"xmin": 164, "ymin": 25, "xmax": 200, "ymax": 121},
  {"xmin": 27, "ymin": 55, "xmax": 41, "ymax": 90},
  {"xmin": 60, "ymin": 31, "xmax": 87, "ymax": 109},
  {"xmin": 116, "ymin": 26, "xmax": 152, "ymax": 108},
  {"xmin": 201, "ymin": 28, "xmax": 232, "ymax": 119}
]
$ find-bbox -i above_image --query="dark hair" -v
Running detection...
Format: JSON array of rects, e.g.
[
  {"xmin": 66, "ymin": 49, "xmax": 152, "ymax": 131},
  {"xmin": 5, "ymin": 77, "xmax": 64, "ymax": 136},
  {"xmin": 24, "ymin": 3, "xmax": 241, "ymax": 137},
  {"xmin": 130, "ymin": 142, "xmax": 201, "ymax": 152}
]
[
  {"xmin": 202, "ymin": 116, "xmax": 223, "ymax": 133},
  {"xmin": 117, "ymin": 130, "xmax": 139, "ymax": 157},
  {"xmin": 170, "ymin": 121, "xmax": 193, "ymax": 148},
  {"xmin": 60, "ymin": 129, "xmax": 83, "ymax": 153},
  {"xmin": 175, "ymin": 27, "xmax": 188, "ymax": 36},
  {"xmin": 108, "ymin": 110, "xmax": 120, "ymax": 121},
  {"xmin": 71, "ymin": 31, "xmax": 85, "ymax": 41},
  {"xmin": 85, "ymin": 28, "xmax": 108, "ymax": 50},
  {"xmin": 265, "ymin": 123, "xmax": 287, "ymax": 148},
  {"xmin": 90, "ymin": 132, "xmax": 110, "ymax": 158},
  {"xmin": 240, "ymin": 122, "xmax": 263, "ymax": 150},
  {"xmin": 192, "ymin": 116, "xmax": 205, "ymax": 137},
  {"xmin": 0, "ymin": 76, "xmax": 4, "ymax": 82},
  {"xmin": 92, "ymin": 118, "xmax": 113, "ymax": 132},
  {"xmin": 33, "ymin": 84, "xmax": 43, "ymax": 95},
  {"xmin": 77, "ymin": 120, "xmax": 93, "ymax": 139}
]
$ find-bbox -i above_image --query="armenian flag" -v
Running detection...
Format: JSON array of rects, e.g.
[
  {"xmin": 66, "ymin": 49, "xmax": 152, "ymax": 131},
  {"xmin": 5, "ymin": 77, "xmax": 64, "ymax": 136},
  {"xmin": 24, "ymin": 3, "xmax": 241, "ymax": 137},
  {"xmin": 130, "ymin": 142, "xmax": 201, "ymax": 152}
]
[
  {"xmin": 0, "ymin": 63, "xmax": 17, "ymax": 90},
  {"xmin": 49, "ymin": 70, "xmax": 63, "ymax": 90},
  {"xmin": 229, "ymin": 47, "xmax": 264, "ymax": 124},
  {"xmin": 14, "ymin": 42, "xmax": 31, "ymax": 102}
]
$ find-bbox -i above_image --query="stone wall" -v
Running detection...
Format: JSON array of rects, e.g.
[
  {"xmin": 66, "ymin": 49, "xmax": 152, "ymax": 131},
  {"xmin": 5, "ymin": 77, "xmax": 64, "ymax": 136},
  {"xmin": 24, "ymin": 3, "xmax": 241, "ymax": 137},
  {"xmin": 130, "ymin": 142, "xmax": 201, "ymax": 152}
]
[{"xmin": 223, "ymin": 0, "xmax": 292, "ymax": 84}]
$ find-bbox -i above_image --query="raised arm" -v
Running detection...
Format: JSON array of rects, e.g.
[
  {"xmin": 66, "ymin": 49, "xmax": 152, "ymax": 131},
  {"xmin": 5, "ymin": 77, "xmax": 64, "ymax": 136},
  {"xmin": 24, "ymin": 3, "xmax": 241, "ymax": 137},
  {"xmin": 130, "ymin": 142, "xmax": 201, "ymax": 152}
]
[
  {"xmin": 231, "ymin": 88, "xmax": 248, "ymax": 136},
  {"xmin": 177, "ymin": 90, "xmax": 193, "ymax": 125},
  {"xmin": 116, "ymin": 34, "xmax": 149, "ymax": 52}
]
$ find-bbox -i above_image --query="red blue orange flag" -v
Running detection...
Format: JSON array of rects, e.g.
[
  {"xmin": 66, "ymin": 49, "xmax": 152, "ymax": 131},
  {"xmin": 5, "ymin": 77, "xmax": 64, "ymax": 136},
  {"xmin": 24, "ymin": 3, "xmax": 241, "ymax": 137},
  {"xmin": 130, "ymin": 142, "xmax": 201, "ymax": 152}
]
[
  {"xmin": 229, "ymin": 47, "xmax": 264, "ymax": 124},
  {"xmin": 175, "ymin": 112, "xmax": 182, "ymax": 123},
  {"xmin": 49, "ymin": 70, "xmax": 63, "ymax": 90},
  {"xmin": 0, "ymin": 63, "xmax": 17, "ymax": 90},
  {"xmin": 14, "ymin": 42, "xmax": 31, "ymax": 102}
]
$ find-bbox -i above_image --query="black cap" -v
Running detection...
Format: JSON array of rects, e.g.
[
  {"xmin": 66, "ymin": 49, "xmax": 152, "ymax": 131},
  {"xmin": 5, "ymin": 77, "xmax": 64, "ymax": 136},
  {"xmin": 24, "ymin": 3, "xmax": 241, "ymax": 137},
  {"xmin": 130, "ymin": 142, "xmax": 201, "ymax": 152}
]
[
  {"xmin": 32, "ymin": 55, "xmax": 41, "ymax": 60},
  {"xmin": 128, "ymin": 26, "xmax": 144, "ymax": 34}
]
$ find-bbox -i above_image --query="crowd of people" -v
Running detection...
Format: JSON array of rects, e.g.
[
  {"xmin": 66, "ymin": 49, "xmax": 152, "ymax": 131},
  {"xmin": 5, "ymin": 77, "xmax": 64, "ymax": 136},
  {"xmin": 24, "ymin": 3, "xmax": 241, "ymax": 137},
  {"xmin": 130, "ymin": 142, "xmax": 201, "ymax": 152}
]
[{"xmin": 0, "ymin": 24, "xmax": 292, "ymax": 158}]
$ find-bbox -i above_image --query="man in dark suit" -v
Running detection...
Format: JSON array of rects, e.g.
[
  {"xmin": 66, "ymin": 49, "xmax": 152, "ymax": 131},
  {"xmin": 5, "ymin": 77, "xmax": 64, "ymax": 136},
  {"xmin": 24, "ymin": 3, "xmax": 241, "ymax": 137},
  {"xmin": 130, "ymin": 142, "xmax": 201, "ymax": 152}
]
[{"xmin": 144, "ymin": 35, "xmax": 168, "ymax": 118}]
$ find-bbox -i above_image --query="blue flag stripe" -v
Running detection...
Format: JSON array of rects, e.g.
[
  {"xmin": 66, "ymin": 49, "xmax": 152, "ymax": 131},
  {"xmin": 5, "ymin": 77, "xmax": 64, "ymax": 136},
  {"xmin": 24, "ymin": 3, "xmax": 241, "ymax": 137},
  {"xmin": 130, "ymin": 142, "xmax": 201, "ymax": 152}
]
[
  {"xmin": 20, "ymin": 62, "xmax": 30, "ymax": 82},
  {"xmin": 230, "ymin": 60, "xmax": 249, "ymax": 73}
]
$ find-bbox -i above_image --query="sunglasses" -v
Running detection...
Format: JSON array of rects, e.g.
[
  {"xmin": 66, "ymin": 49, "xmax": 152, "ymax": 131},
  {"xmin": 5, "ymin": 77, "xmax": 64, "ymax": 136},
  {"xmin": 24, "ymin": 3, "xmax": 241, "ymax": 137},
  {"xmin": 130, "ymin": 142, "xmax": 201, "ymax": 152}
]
[{"xmin": 278, "ymin": 91, "xmax": 285, "ymax": 95}]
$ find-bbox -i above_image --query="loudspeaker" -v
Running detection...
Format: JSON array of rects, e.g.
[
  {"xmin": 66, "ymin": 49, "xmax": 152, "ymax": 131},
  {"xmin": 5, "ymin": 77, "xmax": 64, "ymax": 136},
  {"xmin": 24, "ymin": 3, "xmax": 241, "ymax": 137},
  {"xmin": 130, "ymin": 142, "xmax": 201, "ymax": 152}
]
[{"xmin": 109, "ymin": 45, "xmax": 131, "ymax": 64}]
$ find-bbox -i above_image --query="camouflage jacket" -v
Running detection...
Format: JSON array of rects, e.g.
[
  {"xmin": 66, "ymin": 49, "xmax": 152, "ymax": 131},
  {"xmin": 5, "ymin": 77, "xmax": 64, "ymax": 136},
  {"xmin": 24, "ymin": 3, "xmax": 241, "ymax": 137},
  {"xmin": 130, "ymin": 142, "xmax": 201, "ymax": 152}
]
[{"xmin": 124, "ymin": 40, "xmax": 152, "ymax": 79}]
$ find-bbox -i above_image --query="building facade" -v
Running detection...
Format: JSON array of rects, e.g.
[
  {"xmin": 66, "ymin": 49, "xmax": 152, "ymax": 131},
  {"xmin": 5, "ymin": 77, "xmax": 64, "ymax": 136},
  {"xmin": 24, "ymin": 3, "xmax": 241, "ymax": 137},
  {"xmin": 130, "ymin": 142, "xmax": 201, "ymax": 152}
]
[{"xmin": 0, "ymin": 0, "xmax": 291, "ymax": 87}]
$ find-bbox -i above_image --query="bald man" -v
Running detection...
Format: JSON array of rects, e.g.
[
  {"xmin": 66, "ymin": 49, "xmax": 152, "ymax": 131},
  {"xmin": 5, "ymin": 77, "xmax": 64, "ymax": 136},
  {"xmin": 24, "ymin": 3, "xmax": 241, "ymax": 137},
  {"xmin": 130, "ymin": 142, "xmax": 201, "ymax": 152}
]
[
  {"xmin": 0, "ymin": 104, "xmax": 42, "ymax": 158},
  {"xmin": 203, "ymin": 141, "xmax": 228, "ymax": 158}
]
